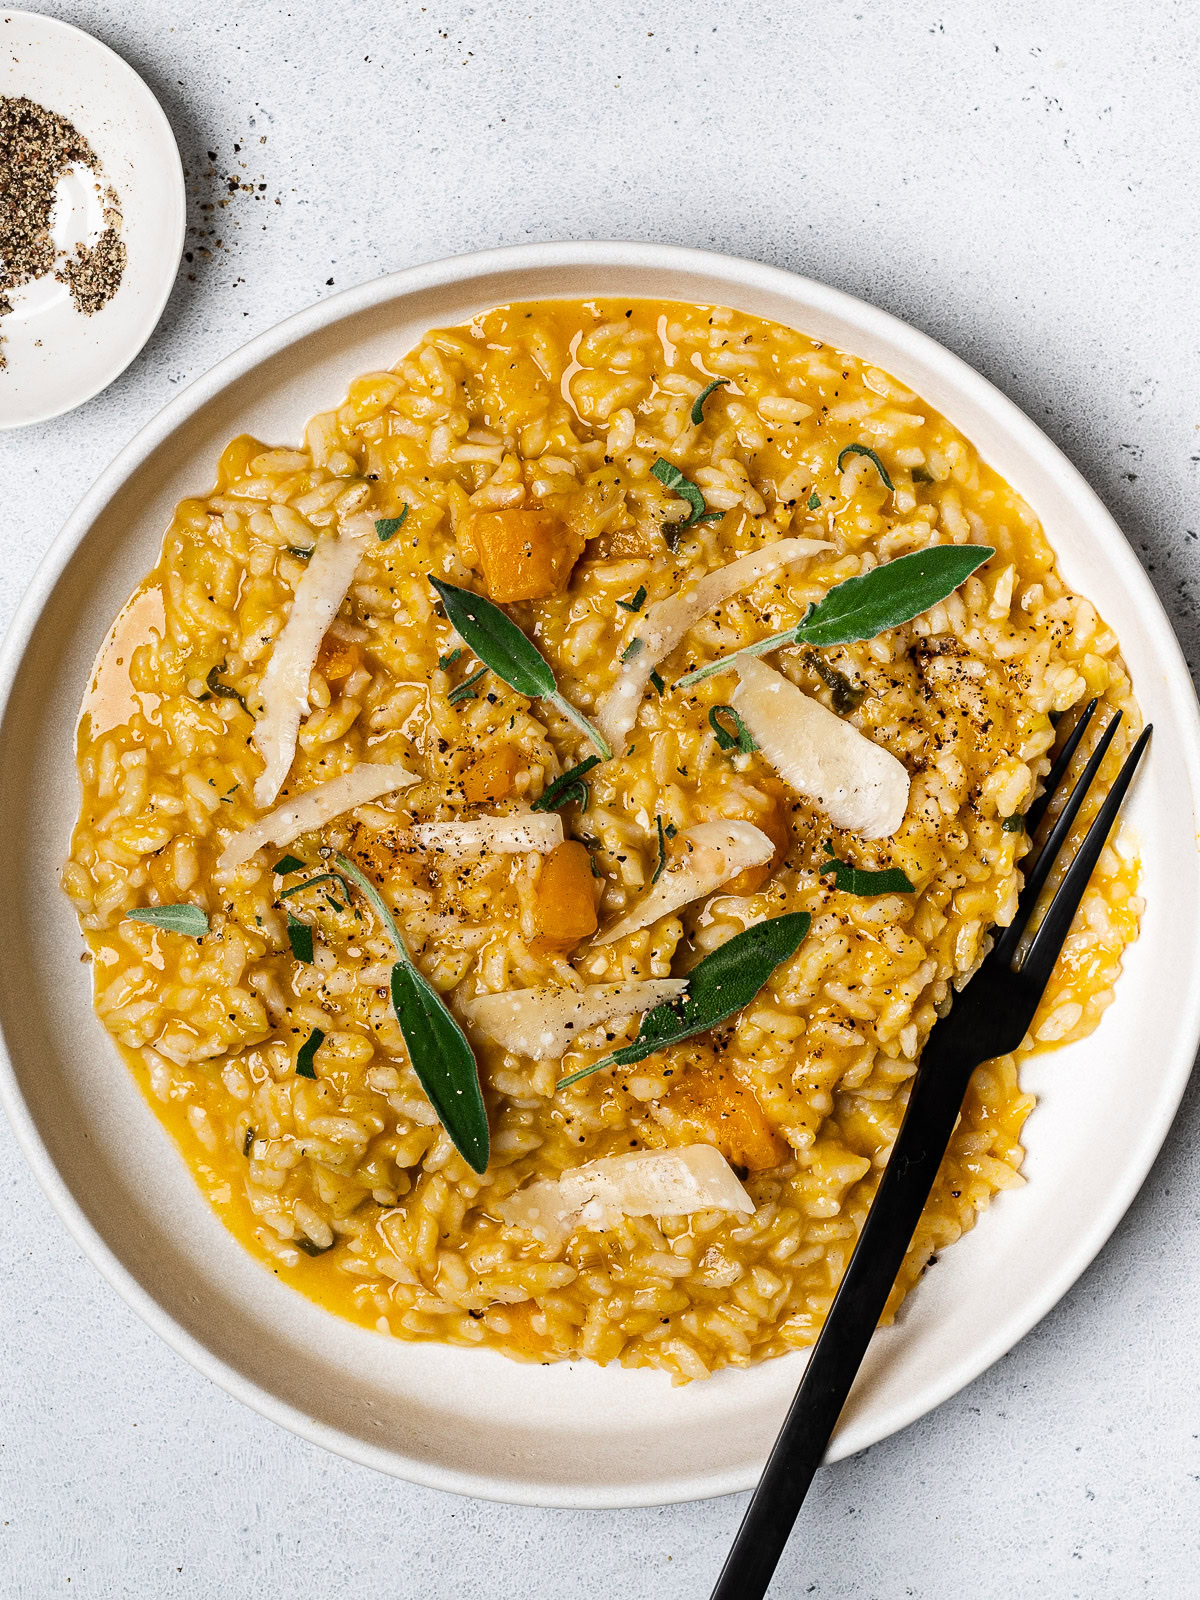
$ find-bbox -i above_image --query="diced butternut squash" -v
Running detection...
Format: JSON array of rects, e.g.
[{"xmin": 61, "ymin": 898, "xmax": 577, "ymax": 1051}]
[
  {"xmin": 316, "ymin": 635, "xmax": 362, "ymax": 683},
  {"xmin": 471, "ymin": 508, "xmax": 584, "ymax": 602},
  {"xmin": 664, "ymin": 1058, "xmax": 786, "ymax": 1173},
  {"xmin": 461, "ymin": 744, "xmax": 520, "ymax": 803},
  {"xmin": 531, "ymin": 840, "xmax": 599, "ymax": 954},
  {"xmin": 724, "ymin": 788, "xmax": 792, "ymax": 895}
]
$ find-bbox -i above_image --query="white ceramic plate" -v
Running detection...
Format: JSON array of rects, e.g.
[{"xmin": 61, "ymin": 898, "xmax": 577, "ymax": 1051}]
[
  {"xmin": 1, "ymin": 242, "xmax": 1197, "ymax": 1508},
  {"xmin": 0, "ymin": 10, "xmax": 185, "ymax": 428}
]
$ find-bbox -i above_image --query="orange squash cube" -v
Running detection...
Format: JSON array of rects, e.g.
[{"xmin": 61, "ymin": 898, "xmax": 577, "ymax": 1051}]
[
  {"xmin": 316, "ymin": 635, "xmax": 362, "ymax": 683},
  {"xmin": 664, "ymin": 1058, "xmax": 786, "ymax": 1173},
  {"xmin": 470, "ymin": 508, "xmax": 583, "ymax": 602},
  {"xmin": 461, "ymin": 744, "xmax": 520, "ymax": 803},
  {"xmin": 530, "ymin": 840, "xmax": 599, "ymax": 954}
]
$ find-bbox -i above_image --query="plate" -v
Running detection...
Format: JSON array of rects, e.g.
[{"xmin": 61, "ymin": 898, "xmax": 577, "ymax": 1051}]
[
  {"xmin": 0, "ymin": 10, "xmax": 185, "ymax": 428},
  {"xmin": 1, "ymin": 242, "xmax": 1197, "ymax": 1508}
]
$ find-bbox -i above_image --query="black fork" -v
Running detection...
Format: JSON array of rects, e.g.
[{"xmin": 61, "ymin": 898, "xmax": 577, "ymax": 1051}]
[{"xmin": 711, "ymin": 705, "xmax": 1152, "ymax": 1600}]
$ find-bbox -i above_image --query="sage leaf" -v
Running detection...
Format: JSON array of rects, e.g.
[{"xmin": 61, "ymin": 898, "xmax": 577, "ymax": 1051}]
[
  {"xmin": 674, "ymin": 545, "xmax": 995, "ymax": 689},
  {"xmin": 447, "ymin": 665, "xmax": 487, "ymax": 706},
  {"xmin": 376, "ymin": 506, "xmax": 409, "ymax": 542},
  {"xmin": 125, "ymin": 904, "xmax": 209, "ymax": 938},
  {"xmin": 616, "ymin": 586, "xmax": 647, "ymax": 613},
  {"xmin": 652, "ymin": 815, "xmax": 667, "ymax": 884},
  {"xmin": 691, "ymin": 378, "xmax": 729, "ymax": 425},
  {"xmin": 557, "ymin": 911, "xmax": 811, "ymax": 1087},
  {"xmin": 837, "ymin": 443, "xmax": 894, "ymax": 491},
  {"xmin": 295, "ymin": 1028, "xmax": 323, "ymax": 1078},
  {"xmin": 272, "ymin": 853, "xmax": 305, "ymax": 875},
  {"xmin": 390, "ymin": 962, "xmax": 490, "ymax": 1174},
  {"xmin": 428, "ymin": 577, "xmax": 612, "ymax": 759},
  {"xmin": 286, "ymin": 909, "xmax": 314, "ymax": 963},
  {"xmin": 651, "ymin": 457, "xmax": 708, "ymax": 525},
  {"xmin": 335, "ymin": 854, "xmax": 489, "ymax": 1173},
  {"xmin": 530, "ymin": 755, "xmax": 600, "ymax": 813},
  {"xmin": 819, "ymin": 849, "xmax": 914, "ymax": 896}
]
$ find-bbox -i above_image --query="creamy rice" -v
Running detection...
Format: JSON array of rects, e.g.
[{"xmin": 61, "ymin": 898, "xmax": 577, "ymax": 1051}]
[{"xmin": 63, "ymin": 298, "xmax": 1143, "ymax": 1380}]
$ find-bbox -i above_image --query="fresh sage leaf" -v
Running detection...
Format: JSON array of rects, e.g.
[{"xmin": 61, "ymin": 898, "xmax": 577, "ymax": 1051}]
[
  {"xmin": 376, "ymin": 506, "xmax": 409, "ymax": 543},
  {"xmin": 674, "ymin": 545, "xmax": 995, "ymax": 688},
  {"xmin": 295, "ymin": 1028, "xmax": 324, "ymax": 1078},
  {"xmin": 792, "ymin": 545, "xmax": 994, "ymax": 648},
  {"xmin": 279, "ymin": 871, "xmax": 350, "ymax": 902},
  {"xmin": 286, "ymin": 910, "xmax": 314, "ymax": 963},
  {"xmin": 125, "ymin": 904, "xmax": 209, "ymax": 938},
  {"xmin": 651, "ymin": 457, "xmax": 708, "ymax": 526},
  {"xmin": 649, "ymin": 668, "xmax": 666, "ymax": 695},
  {"xmin": 335, "ymin": 854, "xmax": 489, "ymax": 1173},
  {"xmin": 390, "ymin": 962, "xmax": 490, "ymax": 1174},
  {"xmin": 807, "ymin": 491, "xmax": 821, "ymax": 510},
  {"xmin": 530, "ymin": 755, "xmax": 600, "ymax": 813},
  {"xmin": 691, "ymin": 378, "xmax": 729, "ymax": 426},
  {"xmin": 819, "ymin": 848, "xmax": 914, "ymax": 896},
  {"xmin": 652, "ymin": 815, "xmax": 667, "ymax": 884},
  {"xmin": 428, "ymin": 577, "xmax": 612, "ymax": 759},
  {"xmin": 1002, "ymin": 813, "xmax": 1025, "ymax": 833},
  {"xmin": 837, "ymin": 443, "xmax": 894, "ymax": 491},
  {"xmin": 708, "ymin": 705, "xmax": 756, "ymax": 754},
  {"xmin": 616, "ymin": 586, "xmax": 647, "ymax": 613},
  {"xmin": 439, "ymin": 647, "xmax": 462, "ymax": 670},
  {"xmin": 557, "ymin": 911, "xmax": 811, "ymax": 1087},
  {"xmin": 273, "ymin": 853, "xmax": 305, "ymax": 875}
]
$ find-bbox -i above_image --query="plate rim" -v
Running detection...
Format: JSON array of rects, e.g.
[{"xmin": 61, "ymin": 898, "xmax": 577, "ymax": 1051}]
[
  {"xmin": 0, "ymin": 7, "xmax": 187, "ymax": 429},
  {"xmin": 2, "ymin": 238, "xmax": 1198, "ymax": 1506}
]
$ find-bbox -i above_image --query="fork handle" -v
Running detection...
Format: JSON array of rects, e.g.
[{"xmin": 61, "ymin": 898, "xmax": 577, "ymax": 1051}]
[{"xmin": 710, "ymin": 1030, "xmax": 979, "ymax": 1600}]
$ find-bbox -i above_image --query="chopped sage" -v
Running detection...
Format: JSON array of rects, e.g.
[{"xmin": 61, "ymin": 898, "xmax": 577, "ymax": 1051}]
[
  {"xmin": 652, "ymin": 815, "xmax": 667, "ymax": 884},
  {"xmin": 286, "ymin": 545, "xmax": 314, "ymax": 560},
  {"xmin": 206, "ymin": 664, "xmax": 249, "ymax": 714},
  {"xmin": 376, "ymin": 506, "xmax": 409, "ymax": 542},
  {"xmin": 820, "ymin": 846, "xmax": 914, "ymax": 896},
  {"xmin": 807, "ymin": 491, "xmax": 821, "ymax": 510},
  {"xmin": 617, "ymin": 586, "xmax": 648, "ymax": 613},
  {"xmin": 273, "ymin": 854, "xmax": 305, "ymax": 875},
  {"xmin": 1002, "ymin": 813, "xmax": 1025, "ymax": 833},
  {"xmin": 286, "ymin": 910, "xmax": 314, "ymax": 964},
  {"xmin": 243, "ymin": 1126, "xmax": 256, "ymax": 1158},
  {"xmin": 708, "ymin": 705, "xmax": 756, "ymax": 754},
  {"xmin": 530, "ymin": 755, "xmax": 600, "ymax": 813},
  {"xmin": 447, "ymin": 665, "xmax": 487, "ymax": 705},
  {"xmin": 295, "ymin": 1028, "xmax": 324, "ymax": 1078},
  {"xmin": 837, "ymin": 443, "xmax": 894, "ymax": 491},
  {"xmin": 690, "ymin": 378, "xmax": 729, "ymax": 425},
  {"xmin": 651, "ymin": 457, "xmax": 708, "ymax": 527}
]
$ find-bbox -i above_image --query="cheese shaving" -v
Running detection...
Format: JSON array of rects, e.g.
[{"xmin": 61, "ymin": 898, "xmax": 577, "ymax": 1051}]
[
  {"xmin": 596, "ymin": 819, "xmax": 773, "ymax": 945},
  {"xmin": 251, "ymin": 512, "xmax": 375, "ymax": 808},
  {"xmin": 217, "ymin": 761, "xmax": 416, "ymax": 872},
  {"xmin": 461, "ymin": 979, "xmax": 688, "ymax": 1059},
  {"xmin": 596, "ymin": 536, "xmax": 831, "ymax": 747},
  {"xmin": 410, "ymin": 814, "xmax": 563, "ymax": 856}
]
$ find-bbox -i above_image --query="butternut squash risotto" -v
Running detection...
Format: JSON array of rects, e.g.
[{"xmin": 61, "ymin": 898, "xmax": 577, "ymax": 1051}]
[{"xmin": 62, "ymin": 299, "xmax": 1143, "ymax": 1380}]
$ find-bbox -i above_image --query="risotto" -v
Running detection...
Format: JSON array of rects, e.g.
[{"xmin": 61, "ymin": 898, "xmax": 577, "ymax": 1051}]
[{"xmin": 62, "ymin": 298, "xmax": 1143, "ymax": 1381}]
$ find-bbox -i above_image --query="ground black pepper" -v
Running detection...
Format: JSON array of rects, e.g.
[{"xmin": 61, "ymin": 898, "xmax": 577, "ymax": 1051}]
[{"xmin": 0, "ymin": 95, "xmax": 126, "ymax": 367}]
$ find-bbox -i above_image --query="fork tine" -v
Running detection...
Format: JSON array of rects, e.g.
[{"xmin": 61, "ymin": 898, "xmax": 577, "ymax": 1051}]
[
  {"xmin": 1024, "ymin": 697, "xmax": 1099, "ymax": 835},
  {"xmin": 993, "ymin": 710, "xmax": 1123, "ymax": 962},
  {"xmin": 1019, "ymin": 725, "xmax": 1152, "ymax": 994}
]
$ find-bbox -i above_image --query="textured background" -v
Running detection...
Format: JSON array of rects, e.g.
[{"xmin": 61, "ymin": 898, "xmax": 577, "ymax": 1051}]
[{"xmin": 2, "ymin": 2, "xmax": 1198, "ymax": 1596}]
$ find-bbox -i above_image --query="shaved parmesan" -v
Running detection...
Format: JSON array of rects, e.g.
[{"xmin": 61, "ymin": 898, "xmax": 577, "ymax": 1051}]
[
  {"xmin": 217, "ymin": 761, "xmax": 416, "ymax": 872},
  {"xmin": 462, "ymin": 980, "xmax": 688, "ymax": 1059},
  {"xmin": 252, "ymin": 513, "xmax": 375, "ymax": 808},
  {"xmin": 411, "ymin": 814, "xmax": 563, "ymax": 856},
  {"xmin": 497, "ymin": 1145, "xmax": 754, "ymax": 1251},
  {"xmin": 596, "ymin": 537, "xmax": 831, "ymax": 747},
  {"xmin": 732, "ymin": 655, "xmax": 909, "ymax": 838},
  {"xmin": 596, "ymin": 819, "xmax": 773, "ymax": 946}
]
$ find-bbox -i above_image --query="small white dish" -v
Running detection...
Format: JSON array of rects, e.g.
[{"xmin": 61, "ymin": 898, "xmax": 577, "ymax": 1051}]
[
  {"xmin": 0, "ymin": 10, "xmax": 185, "ymax": 428},
  {"xmin": 0, "ymin": 242, "xmax": 1197, "ymax": 1507}
]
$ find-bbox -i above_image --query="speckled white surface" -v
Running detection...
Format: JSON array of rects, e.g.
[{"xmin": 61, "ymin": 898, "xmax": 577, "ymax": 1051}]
[{"xmin": 1, "ymin": 1, "xmax": 1198, "ymax": 1595}]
